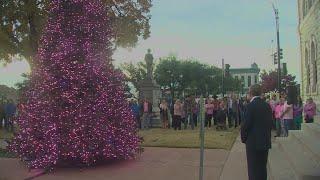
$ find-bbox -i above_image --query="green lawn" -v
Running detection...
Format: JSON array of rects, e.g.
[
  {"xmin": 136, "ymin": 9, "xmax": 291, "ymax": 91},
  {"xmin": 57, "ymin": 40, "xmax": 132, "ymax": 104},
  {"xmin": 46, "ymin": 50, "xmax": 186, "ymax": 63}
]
[
  {"xmin": 0, "ymin": 148, "xmax": 16, "ymax": 158},
  {"xmin": 0, "ymin": 129, "xmax": 14, "ymax": 140},
  {"xmin": 0, "ymin": 127, "xmax": 239, "ymax": 158},
  {"xmin": 139, "ymin": 127, "xmax": 239, "ymax": 150}
]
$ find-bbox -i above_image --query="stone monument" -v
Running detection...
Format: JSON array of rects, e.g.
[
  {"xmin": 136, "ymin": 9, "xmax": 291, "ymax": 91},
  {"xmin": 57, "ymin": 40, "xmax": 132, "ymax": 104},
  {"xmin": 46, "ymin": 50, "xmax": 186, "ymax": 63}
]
[{"xmin": 139, "ymin": 49, "xmax": 161, "ymax": 127}]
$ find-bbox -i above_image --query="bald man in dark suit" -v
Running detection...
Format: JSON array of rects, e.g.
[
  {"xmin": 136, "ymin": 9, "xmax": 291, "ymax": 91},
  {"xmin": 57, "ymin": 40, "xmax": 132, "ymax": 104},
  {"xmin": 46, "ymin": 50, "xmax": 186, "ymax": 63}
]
[{"xmin": 241, "ymin": 84, "xmax": 273, "ymax": 180}]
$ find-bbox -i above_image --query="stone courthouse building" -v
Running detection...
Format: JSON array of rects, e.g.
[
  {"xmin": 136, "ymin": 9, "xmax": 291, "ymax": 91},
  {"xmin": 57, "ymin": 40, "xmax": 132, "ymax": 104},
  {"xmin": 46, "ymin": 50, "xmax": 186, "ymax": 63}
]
[
  {"xmin": 298, "ymin": 0, "xmax": 319, "ymax": 109},
  {"xmin": 230, "ymin": 63, "xmax": 260, "ymax": 92}
]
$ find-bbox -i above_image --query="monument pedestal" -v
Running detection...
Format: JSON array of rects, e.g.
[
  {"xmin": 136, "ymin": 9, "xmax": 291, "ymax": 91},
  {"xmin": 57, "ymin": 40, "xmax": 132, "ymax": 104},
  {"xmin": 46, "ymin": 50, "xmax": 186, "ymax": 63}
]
[{"xmin": 139, "ymin": 78, "xmax": 161, "ymax": 128}]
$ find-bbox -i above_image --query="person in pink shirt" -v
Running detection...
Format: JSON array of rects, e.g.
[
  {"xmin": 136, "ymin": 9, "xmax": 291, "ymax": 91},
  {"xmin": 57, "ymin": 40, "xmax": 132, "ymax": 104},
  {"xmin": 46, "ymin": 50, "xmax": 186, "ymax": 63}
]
[
  {"xmin": 280, "ymin": 99, "xmax": 294, "ymax": 137},
  {"xmin": 269, "ymin": 95, "xmax": 278, "ymax": 111},
  {"xmin": 274, "ymin": 98, "xmax": 285, "ymax": 137},
  {"xmin": 142, "ymin": 98, "xmax": 151, "ymax": 129},
  {"xmin": 304, "ymin": 97, "xmax": 317, "ymax": 123},
  {"xmin": 205, "ymin": 99, "xmax": 215, "ymax": 128}
]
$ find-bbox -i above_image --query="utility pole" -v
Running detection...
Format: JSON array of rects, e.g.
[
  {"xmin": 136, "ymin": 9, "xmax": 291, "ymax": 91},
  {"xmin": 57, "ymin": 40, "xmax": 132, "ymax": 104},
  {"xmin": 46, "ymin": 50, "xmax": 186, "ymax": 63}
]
[
  {"xmin": 273, "ymin": 3, "xmax": 282, "ymax": 92},
  {"xmin": 222, "ymin": 58, "xmax": 225, "ymax": 97}
]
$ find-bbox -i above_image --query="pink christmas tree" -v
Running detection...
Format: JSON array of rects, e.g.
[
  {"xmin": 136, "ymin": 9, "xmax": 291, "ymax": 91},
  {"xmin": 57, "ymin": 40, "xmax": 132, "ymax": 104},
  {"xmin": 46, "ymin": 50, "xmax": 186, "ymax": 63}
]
[{"xmin": 9, "ymin": 0, "xmax": 140, "ymax": 169}]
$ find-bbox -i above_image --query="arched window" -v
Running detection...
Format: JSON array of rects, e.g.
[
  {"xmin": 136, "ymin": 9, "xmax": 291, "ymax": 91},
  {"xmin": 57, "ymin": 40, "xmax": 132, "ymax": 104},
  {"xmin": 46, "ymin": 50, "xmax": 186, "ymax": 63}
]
[
  {"xmin": 305, "ymin": 47, "xmax": 311, "ymax": 93},
  {"xmin": 302, "ymin": 0, "xmax": 307, "ymax": 17},
  {"xmin": 304, "ymin": 0, "xmax": 308, "ymax": 17},
  {"xmin": 311, "ymin": 40, "xmax": 317, "ymax": 92}
]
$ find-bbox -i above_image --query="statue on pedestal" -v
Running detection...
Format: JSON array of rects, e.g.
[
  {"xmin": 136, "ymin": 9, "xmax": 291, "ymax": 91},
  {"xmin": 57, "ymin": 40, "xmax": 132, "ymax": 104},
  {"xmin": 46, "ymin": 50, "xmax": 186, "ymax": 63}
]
[
  {"xmin": 145, "ymin": 49, "xmax": 154, "ymax": 79},
  {"xmin": 139, "ymin": 49, "xmax": 161, "ymax": 127}
]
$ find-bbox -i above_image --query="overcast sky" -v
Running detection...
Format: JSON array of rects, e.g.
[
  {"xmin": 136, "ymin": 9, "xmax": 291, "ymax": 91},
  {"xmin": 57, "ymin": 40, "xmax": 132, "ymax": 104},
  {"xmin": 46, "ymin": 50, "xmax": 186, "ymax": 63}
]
[
  {"xmin": 113, "ymin": 0, "xmax": 300, "ymax": 79},
  {"xmin": 0, "ymin": 0, "xmax": 300, "ymax": 88}
]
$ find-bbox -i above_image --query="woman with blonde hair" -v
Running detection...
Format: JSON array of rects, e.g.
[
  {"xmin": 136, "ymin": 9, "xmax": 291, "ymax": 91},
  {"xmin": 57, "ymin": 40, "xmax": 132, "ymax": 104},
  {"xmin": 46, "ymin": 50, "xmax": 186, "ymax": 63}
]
[
  {"xmin": 160, "ymin": 99, "xmax": 169, "ymax": 128},
  {"xmin": 173, "ymin": 99, "xmax": 183, "ymax": 130},
  {"xmin": 205, "ymin": 99, "xmax": 215, "ymax": 129}
]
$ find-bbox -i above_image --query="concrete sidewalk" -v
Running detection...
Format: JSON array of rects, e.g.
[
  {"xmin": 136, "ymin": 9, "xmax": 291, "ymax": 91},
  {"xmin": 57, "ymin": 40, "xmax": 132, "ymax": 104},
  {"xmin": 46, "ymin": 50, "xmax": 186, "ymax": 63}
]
[
  {"xmin": 219, "ymin": 136, "xmax": 248, "ymax": 180},
  {"xmin": 0, "ymin": 147, "xmax": 229, "ymax": 180}
]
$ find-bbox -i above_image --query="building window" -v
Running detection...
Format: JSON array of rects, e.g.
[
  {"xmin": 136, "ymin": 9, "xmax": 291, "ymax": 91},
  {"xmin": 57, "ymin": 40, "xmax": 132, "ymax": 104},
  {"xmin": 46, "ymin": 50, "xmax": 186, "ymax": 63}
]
[
  {"xmin": 305, "ymin": 47, "xmax": 311, "ymax": 93},
  {"xmin": 241, "ymin": 76, "xmax": 245, "ymax": 83},
  {"xmin": 248, "ymin": 76, "xmax": 251, "ymax": 87},
  {"xmin": 308, "ymin": 0, "xmax": 313, "ymax": 9},
  {"xmin": 254, "ymin": 75, "xmax": 258, "ymax": 84},
  {"xmin": 311, "ymin": 40, "xmax": 317, "ymax": 92}
]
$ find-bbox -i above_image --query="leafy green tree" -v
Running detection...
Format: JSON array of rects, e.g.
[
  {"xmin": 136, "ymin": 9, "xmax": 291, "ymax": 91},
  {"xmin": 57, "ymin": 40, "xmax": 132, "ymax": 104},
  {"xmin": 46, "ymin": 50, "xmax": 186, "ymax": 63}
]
[
  {"xmin": 0, "ymin": 0, "xmax": 152, "ymax": 67},
  {"xmin": 120, "ymin": 61, "xmax": 147, "ymax": 91},
  {"xmin": 121, "ymin": 55, "xmax": 241, "ymax": 99},
  {"xmin": 224, "ymin": 76, "xmax": 242, "ymax": 92},
  {"xmin": 179, "ymin": 60, "xmax": 221, "ymax": 96},
  {"xmin": 154, "ymin": 56, "xmax": 233, "ymax": 98},
  {"xmin": 14, "ymin": 73, "xmax": 30, "ymax": 103},
  {"xmin": 154, "ymin": 55, "xmax": 182, "ymax": 99}
]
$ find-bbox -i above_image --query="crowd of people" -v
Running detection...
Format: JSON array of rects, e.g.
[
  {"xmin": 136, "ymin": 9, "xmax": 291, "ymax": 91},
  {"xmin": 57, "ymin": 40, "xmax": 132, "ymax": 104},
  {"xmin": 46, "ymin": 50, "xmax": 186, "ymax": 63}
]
[
  {"xmin": 130, "ymin": 95, "xmax": 250, "ymax": 131},
  {"xmin": 270, "ymin": 94, "xmax": 317, "ymax": 137},
  {"xmin": 0, "ymin": 98, "xmax": 17, "ymax": 132},
  {"xmin": 1, "ymin": 92, "xmax": 317, "ymax": 135},
  {"xmin": 129, "ymin": 92, "xmax": 318, "ymax": 134},
  {"xmin": 167, "ymin": 95, "xmax": 248, "ymax": 131}
]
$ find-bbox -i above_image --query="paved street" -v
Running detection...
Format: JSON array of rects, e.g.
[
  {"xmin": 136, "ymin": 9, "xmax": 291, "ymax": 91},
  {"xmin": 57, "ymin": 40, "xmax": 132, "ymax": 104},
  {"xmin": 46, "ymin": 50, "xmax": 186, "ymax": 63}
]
[{"xmin": 0, "ymin": 147, "xmax": 232, "ymax": 180}]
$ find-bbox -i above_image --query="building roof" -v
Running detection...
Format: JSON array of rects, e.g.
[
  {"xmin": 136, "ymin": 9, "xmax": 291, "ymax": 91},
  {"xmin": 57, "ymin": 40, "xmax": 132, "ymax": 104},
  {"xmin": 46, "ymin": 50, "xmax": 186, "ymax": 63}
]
[
  {"xmin": 230, "ymin": 68, "xmax": 260, "ymax": 74},
  {"xmin": 230, "ymin": 63, "xmax": 260, "ymax": 74}
]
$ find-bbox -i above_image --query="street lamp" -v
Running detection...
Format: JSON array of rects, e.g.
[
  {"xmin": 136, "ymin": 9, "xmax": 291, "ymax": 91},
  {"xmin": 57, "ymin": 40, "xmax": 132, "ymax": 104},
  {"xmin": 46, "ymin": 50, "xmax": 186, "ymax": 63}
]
[{"xmin": 272, "ymin": 3, "xmax": 282, "ymax": 92}]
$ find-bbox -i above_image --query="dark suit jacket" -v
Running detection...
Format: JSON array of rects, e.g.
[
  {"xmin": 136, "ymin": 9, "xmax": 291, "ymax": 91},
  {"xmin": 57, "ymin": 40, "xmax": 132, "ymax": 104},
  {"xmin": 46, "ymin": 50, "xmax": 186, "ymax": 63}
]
[{"xmin": 241, "ymin": 97, "xmax": 273, "ymax": 150}]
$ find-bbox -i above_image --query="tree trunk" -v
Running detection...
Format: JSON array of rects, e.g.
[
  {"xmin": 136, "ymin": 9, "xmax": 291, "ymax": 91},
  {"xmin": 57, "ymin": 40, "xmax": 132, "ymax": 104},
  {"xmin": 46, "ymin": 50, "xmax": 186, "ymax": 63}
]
[{"xmin": 27, "ymin": 0, "xmax": 39, "ymax": 70}]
